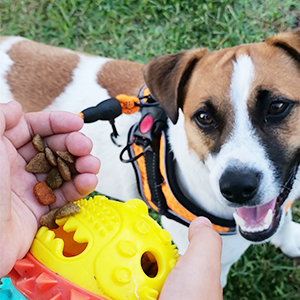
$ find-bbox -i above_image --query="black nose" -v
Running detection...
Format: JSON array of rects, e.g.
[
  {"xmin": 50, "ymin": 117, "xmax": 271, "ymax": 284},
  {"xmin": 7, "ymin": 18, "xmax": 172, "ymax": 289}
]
[{"xmin": 219, "ymin": 168, "xmax": 261, "ymax": 204}]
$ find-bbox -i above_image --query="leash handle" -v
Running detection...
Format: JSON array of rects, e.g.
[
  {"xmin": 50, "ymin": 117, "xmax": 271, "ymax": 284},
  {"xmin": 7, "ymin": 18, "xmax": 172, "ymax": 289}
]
[{"xmin": 79, "ymin": 98, "xmax": 122, "ymax": 123}]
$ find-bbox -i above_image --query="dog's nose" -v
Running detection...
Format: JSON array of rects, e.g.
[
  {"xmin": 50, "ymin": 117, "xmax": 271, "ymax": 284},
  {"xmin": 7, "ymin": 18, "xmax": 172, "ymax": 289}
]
[{"xmin": 219, "ymin": 168, "xmax": 261, "ymax": 204}]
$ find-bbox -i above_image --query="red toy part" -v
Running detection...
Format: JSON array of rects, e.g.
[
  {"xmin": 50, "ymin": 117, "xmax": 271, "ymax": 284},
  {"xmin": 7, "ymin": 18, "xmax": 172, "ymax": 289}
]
[{"xmin": 8, "ymin": 253, "xmax": 107, "ymax": 300}]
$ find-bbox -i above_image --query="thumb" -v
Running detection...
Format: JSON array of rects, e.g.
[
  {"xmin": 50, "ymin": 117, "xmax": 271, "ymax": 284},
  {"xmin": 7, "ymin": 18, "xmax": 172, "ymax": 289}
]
[{"xmin": 159, "ymin": 217, "xmax": 223, "ymax": 300}]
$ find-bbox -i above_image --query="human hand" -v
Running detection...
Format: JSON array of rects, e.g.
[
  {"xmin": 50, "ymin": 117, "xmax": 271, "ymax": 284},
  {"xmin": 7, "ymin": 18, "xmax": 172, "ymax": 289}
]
[
  {"xmin": 0, "ymin": 101, "xmax": 100, "ymax": 277},
  {"xmin": 159, "ymin": 217, "xmax": 223, "ymax": 300}
]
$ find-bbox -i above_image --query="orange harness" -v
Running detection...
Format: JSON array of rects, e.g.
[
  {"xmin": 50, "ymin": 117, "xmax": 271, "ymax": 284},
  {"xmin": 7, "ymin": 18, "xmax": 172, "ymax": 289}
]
[
  {"xmin": 80, "ymin": 87, "xmax": 237, "ymax": 234},
  {"xmin": 124, "ymin": 122, "xmax": 236, "ymax": 234}
]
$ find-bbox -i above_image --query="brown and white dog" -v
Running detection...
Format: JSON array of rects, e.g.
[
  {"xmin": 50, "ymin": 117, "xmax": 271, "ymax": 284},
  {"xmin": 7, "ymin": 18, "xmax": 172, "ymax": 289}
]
[{"xmin": 1, "ymin": 29, "xmax": 300, "ymax": 286}]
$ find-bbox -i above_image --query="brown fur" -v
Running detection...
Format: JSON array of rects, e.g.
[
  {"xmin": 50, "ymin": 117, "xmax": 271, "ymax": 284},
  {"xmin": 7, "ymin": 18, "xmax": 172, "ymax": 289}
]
[
  {"xmin": 143, "ymin": 29, "xmax": 300, "ymax": 160},
  {"xmin": 6, "ymin": 40, "xmax": 79, "ymax": 112},
  {"xmin": 97, "ymin": 60, "xmax": 145, "ymax": 98},
  {"xmin": 182, "ymin": 48, "xmax": 235, "ymax": 160},
  {"xmin": 2, "ymin": 30, "xmax": 300, "ymax": 161},
  {"xmin": 143, "ymin": 48, "xmax": 209, "ymax": 123},
  {"xmin": 0, "ymin": 36, "xmax": 8, "ymax": 42}
]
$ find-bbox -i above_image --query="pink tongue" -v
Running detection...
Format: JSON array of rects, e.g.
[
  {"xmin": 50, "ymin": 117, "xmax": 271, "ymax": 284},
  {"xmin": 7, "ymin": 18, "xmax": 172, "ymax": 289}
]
[{"xmin": 236, "ymin": 198, "xmax": 276, "ymax": 227}]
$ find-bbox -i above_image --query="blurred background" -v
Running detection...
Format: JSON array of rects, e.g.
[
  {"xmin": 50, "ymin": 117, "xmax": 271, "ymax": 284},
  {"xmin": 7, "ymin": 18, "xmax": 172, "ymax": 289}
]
[{"xmin": 1, "ymin": 1, "xmax": 300, "ymax": 299}]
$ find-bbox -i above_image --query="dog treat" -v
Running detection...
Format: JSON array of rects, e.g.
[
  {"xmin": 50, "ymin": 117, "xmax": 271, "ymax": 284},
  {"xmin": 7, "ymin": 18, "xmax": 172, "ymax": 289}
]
[
  {"xmin": 32, "ymin": 134, "xmax": 45, "ymax": 152},
  {"xmin": 26, "ymin": 153, "xmax": 52, "ymax": 173},
  {"xmin": 55, "ymin": 202, "xmax": 80, "ymax": 219},
  {"xmin": 46, "ymin": 168, "xmax": 63, "ymax": 189},
  {"xmin": 56, "ymin": 150, "xmax": 75, "ymax": 164},
  {"xmin": 57, "ymin": 157, "xmax": 72, "ymax": 181},
  {"xmin": 27, "ymin": 134, "xmax": 77, "ymax": 207},
  {"xmin": 45, "ymin": 147, "xmax": 57, "ymax": 166},
  {"xmin": 34, "ymin": 181, "xmax": 57, "ymax": 205},
  {"xmin": 39, "ymin": 203, "xmax": 80, "ymax": 229},
  {"xmin": 39, "ymin": 208, "xmax": 60, "ymax": 229}
]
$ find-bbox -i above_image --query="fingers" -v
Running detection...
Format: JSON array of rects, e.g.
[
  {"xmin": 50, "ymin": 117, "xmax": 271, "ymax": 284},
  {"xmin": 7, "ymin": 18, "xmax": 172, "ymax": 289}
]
[
  {"xmin": 0, "ymin": 101, "xmax": 22, "ymax": 135},
  {"xmin": 16, "ymin": 130, "xmax": 100, "ymax": 206},
  {"xmin": 159, "ymin": 217, "xmax": 223, "ymax": 300},
  {"xmin": 27, "ymin": 111, "xmax": 84, "ymax": 136},
  {"xmin": 5, "ymin": 110, "xmax": 84, "ymax": 149},
  {"xmin": 17, "ymin": 131, "xmax": 93, "ymax": 163},
  {"xmin": 51, "ymin": 173, "xmax": 99, "ymax": 208},
  {"xmin": 75, "ymin": 155, "xmax": 101, "ymax": 174}
]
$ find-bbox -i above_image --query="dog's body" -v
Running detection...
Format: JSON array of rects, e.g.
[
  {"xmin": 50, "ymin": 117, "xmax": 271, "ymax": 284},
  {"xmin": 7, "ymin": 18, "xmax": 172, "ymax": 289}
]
[{"xmin": 1, "ymin": 31, "xmax": 300, "ymax": 286}]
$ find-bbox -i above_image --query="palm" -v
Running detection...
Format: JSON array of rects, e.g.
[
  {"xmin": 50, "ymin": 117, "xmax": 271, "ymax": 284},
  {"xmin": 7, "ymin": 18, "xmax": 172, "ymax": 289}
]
[
  {"xmin": 6, "ymin": 132, "xmax": 46, "ymax": 238},
  {"xmin": 0, "ymin": 102, "xmax": 100, "ymax": 277},
  {"xmin": 3, "ymin": 137, "xmax": 41, "ymax": 262}
]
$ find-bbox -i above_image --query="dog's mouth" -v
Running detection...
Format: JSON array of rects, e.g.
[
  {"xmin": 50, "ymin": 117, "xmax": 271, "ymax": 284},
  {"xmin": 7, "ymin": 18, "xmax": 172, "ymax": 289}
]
[{"xmin": 233, "ymin": 166, "xmax": 297, "ymax": 242}]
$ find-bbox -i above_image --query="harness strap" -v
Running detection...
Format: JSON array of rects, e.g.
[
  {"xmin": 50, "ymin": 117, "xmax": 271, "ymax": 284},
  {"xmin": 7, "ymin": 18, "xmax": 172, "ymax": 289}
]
[
  {"xmin": 79, "ymin": 86, "xmax": 237, "ymax": 234},
  {"xmin": 128, "ymin": 123, "xmax": 236, "ymax": 234}
]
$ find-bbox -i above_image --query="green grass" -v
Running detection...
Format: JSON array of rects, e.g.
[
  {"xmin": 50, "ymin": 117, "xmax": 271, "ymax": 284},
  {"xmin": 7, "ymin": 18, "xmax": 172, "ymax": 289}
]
[{"xmin": 1, "ymin": 0, "xmax": 300, "ymax": 299}]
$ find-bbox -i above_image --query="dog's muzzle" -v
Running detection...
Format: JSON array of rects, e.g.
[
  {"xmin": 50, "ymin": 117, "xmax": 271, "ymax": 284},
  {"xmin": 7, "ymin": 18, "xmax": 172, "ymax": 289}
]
[{"xmin": 221, "ymin": 165, "xmax": 298, "ymax": 242}]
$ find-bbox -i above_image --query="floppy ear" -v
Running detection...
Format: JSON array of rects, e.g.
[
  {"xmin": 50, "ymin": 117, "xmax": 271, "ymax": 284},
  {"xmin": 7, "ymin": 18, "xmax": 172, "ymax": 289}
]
[
  {"xmin": 143, "ymin": 48, "xmax": 208, "ymax": 124},
  {"xmin": 266, "ymin": 28, "xmax": 300, "ymax": 64}
]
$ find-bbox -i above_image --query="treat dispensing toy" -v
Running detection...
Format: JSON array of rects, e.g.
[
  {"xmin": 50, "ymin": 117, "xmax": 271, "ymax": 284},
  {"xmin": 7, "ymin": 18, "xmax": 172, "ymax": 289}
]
[{"xmin": 5, "ymin": 196, "xmax": 179, "ymax": 300}]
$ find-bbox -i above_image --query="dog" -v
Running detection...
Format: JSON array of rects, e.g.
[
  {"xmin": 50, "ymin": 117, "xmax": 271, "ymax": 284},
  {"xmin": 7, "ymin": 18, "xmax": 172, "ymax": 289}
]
[{"xmin": 1, "ymin": 29, "xmax": 300, "ymax": 287}]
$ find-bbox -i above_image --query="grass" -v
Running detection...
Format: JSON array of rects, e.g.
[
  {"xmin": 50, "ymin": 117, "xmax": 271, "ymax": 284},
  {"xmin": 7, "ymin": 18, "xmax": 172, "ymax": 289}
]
[{"xmin": 1, "ymin": 0, "xmax": 300, "ymax": 299}]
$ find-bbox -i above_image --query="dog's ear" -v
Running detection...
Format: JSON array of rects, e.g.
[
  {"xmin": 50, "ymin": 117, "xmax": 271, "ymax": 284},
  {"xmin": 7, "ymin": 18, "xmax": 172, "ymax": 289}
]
[
  {"xmin": 266, "ymin": 28, "xmax": 300, "ymax": 64},
  {"xmin": 143, "ymin": 48, "xmax": 208, "ymax": 124}
]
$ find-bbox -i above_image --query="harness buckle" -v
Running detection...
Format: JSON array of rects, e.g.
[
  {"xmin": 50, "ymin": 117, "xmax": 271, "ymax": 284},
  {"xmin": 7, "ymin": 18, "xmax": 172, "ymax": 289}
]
[{"xmin": 120, "ymin": 102, "xmax": 167, "ymax": 163}]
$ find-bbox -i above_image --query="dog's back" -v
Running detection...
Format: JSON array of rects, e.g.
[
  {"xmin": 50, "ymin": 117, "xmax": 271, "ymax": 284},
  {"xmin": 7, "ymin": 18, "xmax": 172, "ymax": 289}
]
[{"xmin": 0, "ymin": 36, "xmax": 146, "ymax": 201}]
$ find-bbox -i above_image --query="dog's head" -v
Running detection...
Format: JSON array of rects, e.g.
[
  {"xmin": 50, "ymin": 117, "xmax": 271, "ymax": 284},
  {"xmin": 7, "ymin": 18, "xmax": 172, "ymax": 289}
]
[{"xmin": 143, "ymin": 29, "xmax": 300, "ymax": 242}]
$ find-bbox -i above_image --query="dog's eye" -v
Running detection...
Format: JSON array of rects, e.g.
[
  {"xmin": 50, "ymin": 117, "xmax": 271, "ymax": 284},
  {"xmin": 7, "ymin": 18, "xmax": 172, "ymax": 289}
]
[
  {"xmin": 264, "ymin": 99, "xmax": 296, "ymax": 124},
  {"xmin": 195, "ymin": 112, "xmax": 214, "ymax": 127},
  {"xmin": 268, "ymin": 101, "xmax": 288, "ymax": 115}
]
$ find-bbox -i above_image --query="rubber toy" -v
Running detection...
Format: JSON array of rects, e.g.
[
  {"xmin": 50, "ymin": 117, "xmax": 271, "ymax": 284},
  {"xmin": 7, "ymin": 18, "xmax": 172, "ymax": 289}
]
[
  {"xmin": 7, "ymin": 196, "xmax": 179, "ymax": 300},
  {"xmin": 0, "ymin": 277, "xmax": 28, "ymax": 300}
]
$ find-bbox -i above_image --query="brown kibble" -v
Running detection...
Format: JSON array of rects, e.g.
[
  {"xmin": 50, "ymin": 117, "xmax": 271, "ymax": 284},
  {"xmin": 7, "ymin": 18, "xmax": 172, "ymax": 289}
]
[
  {"xmin": 26, "ymin": 153, "xmax": 52, "ymax": 173},
  {"xmin": 34, "ymin": 181, "xmax": 56, "ymax": 205},
  {"xmin": 40, "ymin": 208, "xmax": 59, "ymax": 229},
  {"xmin": 55, "ymin": 202, "xmax": 80, "ymax": 219},
  {"xmin": 32, "ymin": 134, "xmax": 45, "ymax": 152},
  {"xmin": 57, "ymin": 157, "xmax": 71, "ymax": 181},
  {"xmin": 45, "ymin": 147, "xmax": 57, "ymax": 166},
  {"xmin": 46, "ymin": 168, "xmax": 63, "ymax": 189},
  {"xmin": 56, "ymin": 151, "xmax": 75, "ymax": 164}
]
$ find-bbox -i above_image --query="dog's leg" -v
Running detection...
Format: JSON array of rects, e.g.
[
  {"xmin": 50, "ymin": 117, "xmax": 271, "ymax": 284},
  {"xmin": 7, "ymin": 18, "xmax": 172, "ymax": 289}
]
[
  {"xmin": 162, "ymin": 216, "xmax": 251, "ymax": 287},
  {"xmin": 270, "ymin": 209, "xmax": 300, "ymax": 257},
  {"xmin": 161, "ymin": 216, "xmax": 190, "ymax": 254},
  {"xmin": 220, "ymin": 234, "xmax": 251, "ymax": 287}
]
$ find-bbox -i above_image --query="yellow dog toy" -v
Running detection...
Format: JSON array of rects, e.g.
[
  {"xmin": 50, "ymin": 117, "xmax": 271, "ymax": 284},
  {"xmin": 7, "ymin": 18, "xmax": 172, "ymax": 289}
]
[{"xmin": 9, "ymin": 196, "xmax": 179, "ymax": 300}]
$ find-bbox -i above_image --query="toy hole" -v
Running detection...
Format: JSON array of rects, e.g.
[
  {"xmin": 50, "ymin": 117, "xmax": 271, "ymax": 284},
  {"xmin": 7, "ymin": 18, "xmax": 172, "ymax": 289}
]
[
  {"xmin": 141, "ymin": 252, "xmax": 158, "ymax": 278},
  {"xmin": 52, "ymin": 226, "xmax": 88, "ymax": 257}
]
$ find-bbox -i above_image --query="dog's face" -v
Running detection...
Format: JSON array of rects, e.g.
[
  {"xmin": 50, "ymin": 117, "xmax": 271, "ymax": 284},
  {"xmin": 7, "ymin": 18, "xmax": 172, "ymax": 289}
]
[{"xmin": 144, "ymin": 29, "xmax": 300, "ymax": 242}]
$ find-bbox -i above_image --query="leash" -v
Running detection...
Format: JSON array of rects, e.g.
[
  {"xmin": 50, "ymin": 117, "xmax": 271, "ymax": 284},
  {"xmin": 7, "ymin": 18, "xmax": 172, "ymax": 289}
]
[{"xmin": 79, "ymin": 87, "xmax": 237, "ymax": 235}]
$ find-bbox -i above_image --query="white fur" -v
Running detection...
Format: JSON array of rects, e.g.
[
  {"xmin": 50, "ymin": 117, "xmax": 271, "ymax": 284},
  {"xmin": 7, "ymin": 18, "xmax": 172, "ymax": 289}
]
[
  {"xmin": 45, "ymin": 54, "xmax": 141, "ymax": 200},
  {"xmin": 1, "ymin": 41, "xmax": 300, "ymax": 288},
  {"xmin": 45, "ymin": 54, "xmax": 112, "ymax": 113},
  {"xmin": 205, "ymin": 55, "xmax": 279, "ymax": 207},
  {"xmin": 0, "ymin": 37, "xmax": 25, "ymax": 103},
  {"xmin": 167, "ymin": 111, "xmax": 234, "ymax": 219},
  {"xmin": 270, "ymin": 210, "xmax": 300, "ymax": 257}
]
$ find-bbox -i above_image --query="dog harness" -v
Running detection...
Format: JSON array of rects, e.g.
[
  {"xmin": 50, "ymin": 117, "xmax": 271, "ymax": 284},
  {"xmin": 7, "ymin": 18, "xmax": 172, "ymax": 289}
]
[{"xmin": 80, "ymin": 86, "xmax": 237, "ymax": 235}]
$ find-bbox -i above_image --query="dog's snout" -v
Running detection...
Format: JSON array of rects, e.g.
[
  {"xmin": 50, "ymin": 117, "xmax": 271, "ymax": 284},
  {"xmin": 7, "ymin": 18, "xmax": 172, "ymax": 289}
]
[{"xmin": 219, "ymin": 168, "xmax": 261, "ymax": 204}]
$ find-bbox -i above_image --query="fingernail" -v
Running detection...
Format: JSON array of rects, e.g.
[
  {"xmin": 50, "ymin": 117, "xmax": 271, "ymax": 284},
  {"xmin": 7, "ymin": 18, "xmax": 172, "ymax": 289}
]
[{"xmin": 196, "ymin": 217, "xmax": 213, "ymax": 228}]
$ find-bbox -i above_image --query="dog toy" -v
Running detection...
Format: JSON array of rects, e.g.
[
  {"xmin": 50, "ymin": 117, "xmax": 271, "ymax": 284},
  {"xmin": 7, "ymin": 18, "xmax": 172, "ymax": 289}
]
[
  {"xmin": 0, "ymin": 277, "xmax": 27, "ymax": 300},
  {"xmin": 7, "ymin": 196, "xmax": 179, "ymax": 300}
]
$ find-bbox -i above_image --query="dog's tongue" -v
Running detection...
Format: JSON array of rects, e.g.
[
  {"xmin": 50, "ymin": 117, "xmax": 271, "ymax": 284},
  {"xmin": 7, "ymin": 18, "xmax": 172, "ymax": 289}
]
[{"xmin": 235, "ymin": 198, "xmax": 276, "ymax": 227}]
